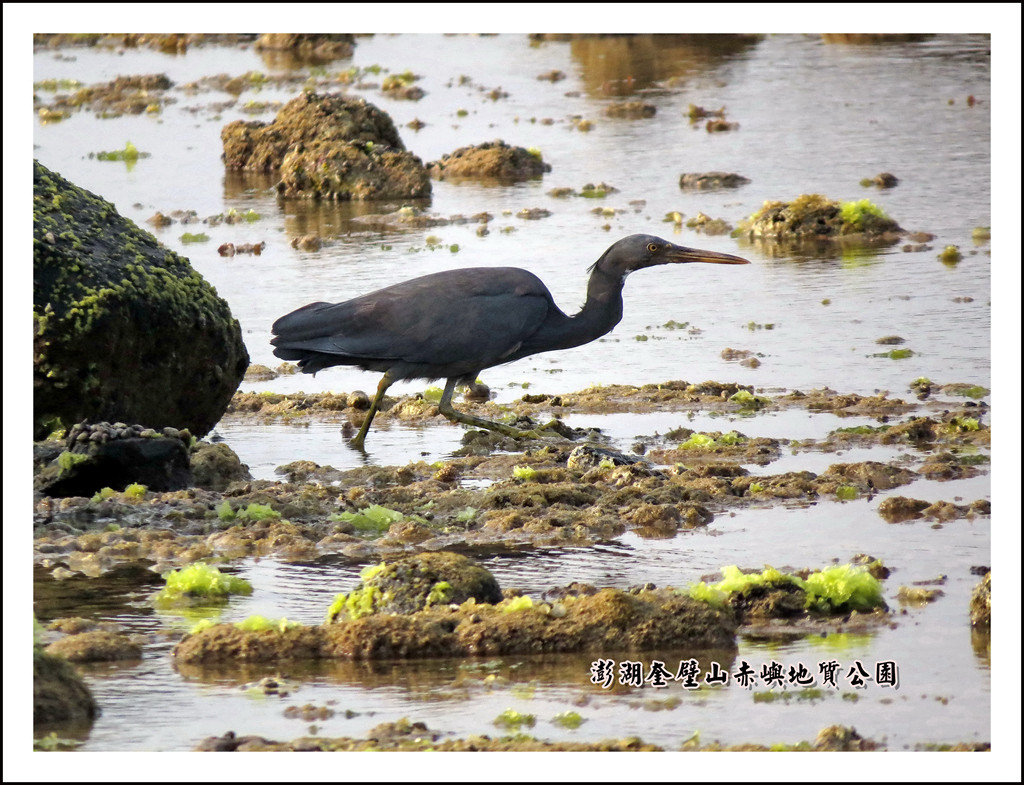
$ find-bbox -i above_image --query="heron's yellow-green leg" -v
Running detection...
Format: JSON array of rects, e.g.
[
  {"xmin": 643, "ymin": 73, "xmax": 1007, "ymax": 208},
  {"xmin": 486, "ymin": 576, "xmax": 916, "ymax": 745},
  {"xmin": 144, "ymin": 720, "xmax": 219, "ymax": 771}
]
[{"xmin": 351, "ymin": 372, "xmax": 395, "ymax": 450}]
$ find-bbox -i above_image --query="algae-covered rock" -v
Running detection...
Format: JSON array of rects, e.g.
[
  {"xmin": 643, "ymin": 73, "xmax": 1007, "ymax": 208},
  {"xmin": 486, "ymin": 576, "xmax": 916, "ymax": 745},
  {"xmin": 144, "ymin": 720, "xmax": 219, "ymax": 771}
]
[
  {"xmin": 819, "ymin": 461, "xmax": 917, "ymax": 492},
  {"xmin": 427, "ymin": 140, "xmax": 551, "ymax": 182},
  {"xmin": 877, "ymin": 495, "xmax": 931, "ymax": 523},
  {"xmin": 969, "ymin": 571, "xmax": 991, "ymax": 628},
  {"xmin": 33, "ymin": 648, "xmax": 99, "ymax": 726},
  {"xmin": 221, "ymin": 92, "xmax": 430, "ymax": 201},
  {"xmin": 175, "ymin": 583, "xmax": 738, "ymax": 664},
  {"xmin": 190, "ymin": 441, "xmax": 252, "ymax": 491},
  {"xmin": 328, "ymin": 552, "xmax": 503, "ymax": 620},
  {"xmin": 33, "ymin": 160, "xmax": 248, "ymax": 440},
  {"xmin": 736, "ymin": 193, "xmax": 902, "ymax": 246}
]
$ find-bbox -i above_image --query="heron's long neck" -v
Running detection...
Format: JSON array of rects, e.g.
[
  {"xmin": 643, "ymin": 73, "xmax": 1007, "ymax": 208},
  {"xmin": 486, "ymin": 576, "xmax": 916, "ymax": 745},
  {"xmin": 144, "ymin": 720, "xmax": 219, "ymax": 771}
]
[{"xmin": 542, "ymin": 266, "xmax": 626, "ymax": 351}]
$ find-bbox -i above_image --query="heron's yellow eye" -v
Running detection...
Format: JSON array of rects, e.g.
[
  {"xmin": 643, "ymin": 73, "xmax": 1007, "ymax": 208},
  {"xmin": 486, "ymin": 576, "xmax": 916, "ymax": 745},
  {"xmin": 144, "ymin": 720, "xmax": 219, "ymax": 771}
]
[{"xmin": 647, "ymin": 243, "xmax": 658, "ymax": 253}]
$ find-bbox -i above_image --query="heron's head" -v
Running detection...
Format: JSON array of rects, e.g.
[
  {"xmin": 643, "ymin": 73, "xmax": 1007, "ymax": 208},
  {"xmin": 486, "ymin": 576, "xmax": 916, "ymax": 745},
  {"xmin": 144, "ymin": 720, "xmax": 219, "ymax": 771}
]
[{"xmin": 591, "ymin": 234, "xmax": 749, "ymax": 279}]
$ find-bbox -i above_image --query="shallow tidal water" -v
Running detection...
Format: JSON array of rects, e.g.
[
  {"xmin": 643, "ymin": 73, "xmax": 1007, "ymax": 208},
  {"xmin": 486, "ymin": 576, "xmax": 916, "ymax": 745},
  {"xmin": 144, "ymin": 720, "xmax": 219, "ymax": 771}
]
[{"xmin": 23, "ymin": 28, "xmax": 1010, "ymax": 762}]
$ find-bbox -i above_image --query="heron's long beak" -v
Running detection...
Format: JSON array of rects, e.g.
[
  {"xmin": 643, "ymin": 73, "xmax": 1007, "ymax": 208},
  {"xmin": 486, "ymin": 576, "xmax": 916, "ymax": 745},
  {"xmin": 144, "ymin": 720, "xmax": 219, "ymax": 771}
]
[{"xmin": 667, "ymin": 245, "xmax": 750, "ymax": 265}]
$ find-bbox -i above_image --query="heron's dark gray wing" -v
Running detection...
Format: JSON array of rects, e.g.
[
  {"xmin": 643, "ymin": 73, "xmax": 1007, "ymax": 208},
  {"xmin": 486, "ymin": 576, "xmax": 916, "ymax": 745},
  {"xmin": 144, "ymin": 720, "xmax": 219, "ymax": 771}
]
[{"xmin": 272, "ymin": 267, "xmax": 552, "ymax": 375}]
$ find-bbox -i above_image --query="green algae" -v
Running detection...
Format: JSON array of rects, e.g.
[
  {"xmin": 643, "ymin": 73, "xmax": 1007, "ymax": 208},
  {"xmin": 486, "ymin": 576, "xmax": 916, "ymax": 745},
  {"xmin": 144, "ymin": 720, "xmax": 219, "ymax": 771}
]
[
  {"xmin": 839, "ymin": 199, "xmax": 890, "ymax": 228},
  {"xmin": 94, "ymin": 141, "xmax": 146, "ymax": 162},
  {"xmin": 155, "ymin": 563, "xmax": 253, "ymax": 605},
  {"xmin": 325, "ymin": 562, "xmax": 392, "ymax": 622},
  {"xmin": 421, "ymin": 581, "xmax": 452, "ymax": 607},
  {"xmin": 938, "ymin": 245, "xmax": 963, "ymax": 265},
  {"xmin": 34, "ymin": 732, "xmax": 84, "ymax": 751},
  {"xmin": 728, "ymin": 389, "xmax": 769, "ymax": 409},
  {"xmin": 216, "ymin": 501, "xmax": 280, "ymax": 522},
  {"xmin": 801, "ymin": 565, "xmax": 885, "ymax": 612},
  {"xmin": 502, "ymin": 595, "xmax": 535, "ymax": 614},
  {"xmin": 946, "ymin": 416, "xmax": 980, "ymax": 432},
  {"xmin": 512, "ymin": 465, "xmax": 538, "ymax": 481},
  {"xmin": 331, "ymin": 504, "xmax": 406, "ymax": 534},
  {"xmin": 234, "ymin": 616, "xmax": 302, "ymax": 633},
  {"xmin": 494, "ymin": 709, "xmax": 536, "ymax": 730},
  {"xmin": 189, "ymin": 618, "xmax": 218, "ymax": 635},
  {"xmin": 680, "ymin": 433, "xmax": 716, "ymax": 449},
  {"xmin": 946, "ymin": 384, "xmax": 989, "ymax": 399},
  {"xmin": 90, "ymin": 486, "xmax": 117, "ymax": 503},
  {"xmin": 327, "ymin": 585, "xmax": 384, "ymax": 622},
  {"xmin": 552, "ymin": 711, "xmax": 586, "ymax": 729},
  {"xmin": 679, "ymin": 431, "xmax": 744, "ymax": 449},
  {"xmin": 56, "ymin": 450, "xmax": 90, "ymax": 476},
  {"xmin": 690, "ymin": 564, "xmax": 885, "ymax": 615},
  {"xmin": 235, "ymin": 503, "xmax": 281, "ymax": 522},
  {"xmin": 882, "ymin": 348, "xmax": 914, "ymax": 360}
]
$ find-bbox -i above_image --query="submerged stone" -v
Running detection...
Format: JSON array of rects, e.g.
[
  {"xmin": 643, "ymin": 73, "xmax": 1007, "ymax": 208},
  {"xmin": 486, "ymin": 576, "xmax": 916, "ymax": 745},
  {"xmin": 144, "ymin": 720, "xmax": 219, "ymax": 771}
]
[{"xmin": 427, "ymin": 140, "xmax": 551, "ymax": 182}]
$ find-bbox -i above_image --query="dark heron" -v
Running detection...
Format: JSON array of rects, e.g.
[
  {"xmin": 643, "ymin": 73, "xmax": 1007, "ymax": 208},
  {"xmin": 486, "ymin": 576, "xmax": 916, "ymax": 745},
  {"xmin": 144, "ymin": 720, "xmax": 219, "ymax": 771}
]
[{"xmin": 271, "ymin": 233, "xmax": 749, "ymax": 449}]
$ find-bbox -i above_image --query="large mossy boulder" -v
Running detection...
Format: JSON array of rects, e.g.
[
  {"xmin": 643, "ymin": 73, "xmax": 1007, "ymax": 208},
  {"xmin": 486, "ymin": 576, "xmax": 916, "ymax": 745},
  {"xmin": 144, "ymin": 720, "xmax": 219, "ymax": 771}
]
[
  {"xmin": 33, "ymin": 160, "xmax": 249, "ymax": 440},
  {"xmin": 221, "ymin": 92, "xmax": 431, "ymax": 201}
]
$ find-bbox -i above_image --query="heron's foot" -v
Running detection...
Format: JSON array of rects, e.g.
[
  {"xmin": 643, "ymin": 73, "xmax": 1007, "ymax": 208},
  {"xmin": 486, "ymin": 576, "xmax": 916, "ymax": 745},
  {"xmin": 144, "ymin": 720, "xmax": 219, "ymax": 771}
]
[
  {"xmin": 515, "ymin": 418, "xmax": 573, "ymax": 439},
  {"xmin": 475, "ymin": 416, "xmax": 573, "ymax": 441}
]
